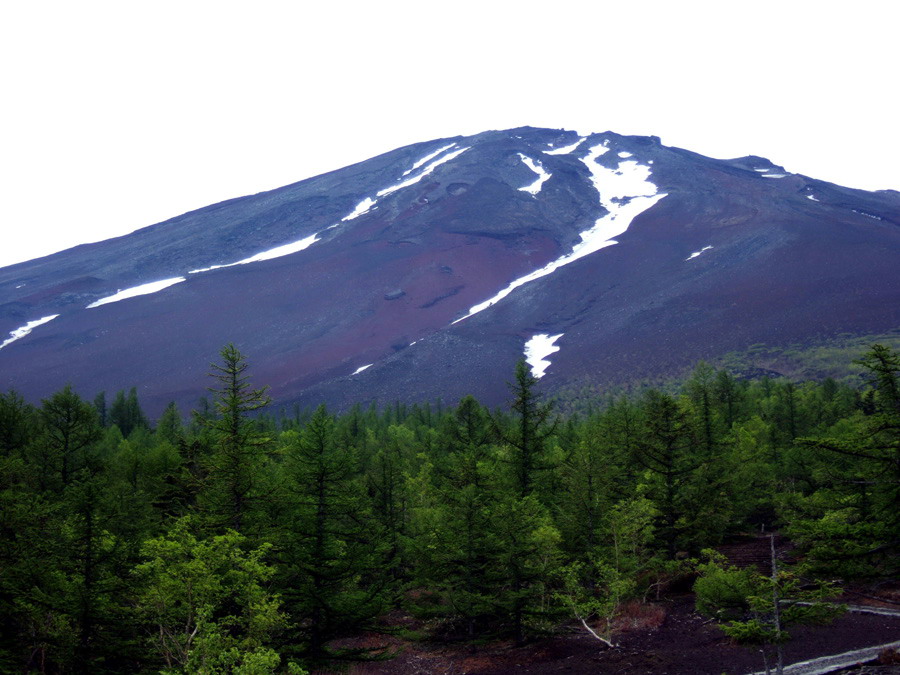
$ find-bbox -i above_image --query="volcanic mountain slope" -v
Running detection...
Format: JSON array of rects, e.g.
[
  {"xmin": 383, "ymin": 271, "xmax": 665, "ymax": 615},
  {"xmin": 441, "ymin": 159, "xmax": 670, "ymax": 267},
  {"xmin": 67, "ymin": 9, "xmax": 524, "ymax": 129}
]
[{"xmin": 1, "ymin": 127, "xmax": 899, "ymax": 416}]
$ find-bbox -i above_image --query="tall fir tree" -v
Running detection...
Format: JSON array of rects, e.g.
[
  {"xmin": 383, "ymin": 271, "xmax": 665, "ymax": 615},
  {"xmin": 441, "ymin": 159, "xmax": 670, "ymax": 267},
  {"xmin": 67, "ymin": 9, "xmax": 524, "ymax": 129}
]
[
  {"xmin": 0, "ymin": 390, "xmax": 37, "ymax": 457},
  {"xmin": 633, "ymin": 390, "xmax": 699, "ymax": 557},
  {"xmin": 109, "ymin": 387, "xmax": 148, "ymax": 438},
  {"xmin": 493, "ymin": 360, "xmax": 557, "ymax": 498},
  {"xmin": 93, "ymin": 391, "xmax": 108, "ymax": 428},
  {"xmin": 491, "ymin": 362, "xmax": 561, "ymax": 643},
  {"xmin": 35, "ymin": 385, "xmax": 102, "ymax": 492},
  {"xmin": 197, "ymin": 344, "xmax": 271, "ymax": 533},
  {"xmin": 155, "ymin": 401, "xmax": 184, "ymax": 446},
  {"xmin": 413, "ymin": 396, "xmax": 500, "ymax": 636},
  {"xmin": 279, "ymin": 405, "xmax": 389, "ymax": 659},
  {"xmin": 790, "ymin": 344, "xmax": 900, "ymax": 576}
]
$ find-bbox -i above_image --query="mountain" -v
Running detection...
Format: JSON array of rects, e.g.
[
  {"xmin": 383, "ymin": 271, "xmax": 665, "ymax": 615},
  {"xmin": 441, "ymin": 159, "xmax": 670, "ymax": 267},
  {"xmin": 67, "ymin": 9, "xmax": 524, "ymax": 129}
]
[{"xmin": 2, "ymin": 127, "xmax": 899, "ymax": 417}]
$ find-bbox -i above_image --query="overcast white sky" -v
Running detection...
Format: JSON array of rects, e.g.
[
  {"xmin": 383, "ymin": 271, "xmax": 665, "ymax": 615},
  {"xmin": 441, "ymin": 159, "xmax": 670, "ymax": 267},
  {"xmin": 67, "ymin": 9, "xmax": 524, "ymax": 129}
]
[{"xmin": 1, "ymin": 1, "xmax": 897, "ymax": 269}]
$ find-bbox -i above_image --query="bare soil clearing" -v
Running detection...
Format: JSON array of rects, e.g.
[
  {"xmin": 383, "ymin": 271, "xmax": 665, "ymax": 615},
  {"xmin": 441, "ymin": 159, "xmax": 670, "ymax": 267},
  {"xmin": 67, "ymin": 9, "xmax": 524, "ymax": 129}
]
[{"xmin": 315, "ymin": 596, "xmax": 900, "ymax": 675}]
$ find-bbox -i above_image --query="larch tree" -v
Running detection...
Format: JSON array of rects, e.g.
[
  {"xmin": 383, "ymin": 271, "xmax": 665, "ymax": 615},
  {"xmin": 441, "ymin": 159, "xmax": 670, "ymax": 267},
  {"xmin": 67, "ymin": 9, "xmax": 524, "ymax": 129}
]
[
  {"xmin": 197, "ymin": 344, "xmax": 271, "ymax": 533},
  {"xmin": 156, "ymin": 401, "xmax": 184, "ymax": 447},
  {"xmin": 36, "ymin": 385, "xmax": 102, "ymax": 492},
  {"xmin": 633, "ymin": 390, "xmax": 700, "ymax": 558},
  {"xmin": 490, "ymin": 362, "xmax": 561, "ymax": 644},
  {"xmin": 414, "ymin": 395, "xmax": 500, "ymax": 636},
  {"xmin": 109, "ymin": 387, "xmax": 148, "ymax": 438},
  {"xmin": 494, "ymin": 359, "xmax": 558, "ymax": 499},
  {"xmin": 280, "ymin": 405, "xmax": 389, "ymax": 659},
  {"xmin": 791, "ymin": 344, "xmax": 900, "ymax": 576}
]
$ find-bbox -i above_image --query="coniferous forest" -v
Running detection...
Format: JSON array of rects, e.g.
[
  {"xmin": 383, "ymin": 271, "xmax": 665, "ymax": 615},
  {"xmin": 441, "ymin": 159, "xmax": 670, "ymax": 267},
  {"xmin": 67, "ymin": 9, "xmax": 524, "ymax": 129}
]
[{"xmin": 1, "ymin": 344, "xmax": 898, "ymax": 673}]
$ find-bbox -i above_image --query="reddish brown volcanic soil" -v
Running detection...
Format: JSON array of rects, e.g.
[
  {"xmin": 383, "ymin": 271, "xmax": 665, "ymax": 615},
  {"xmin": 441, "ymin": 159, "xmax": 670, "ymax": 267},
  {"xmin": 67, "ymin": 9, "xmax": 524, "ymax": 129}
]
[
  {"xmin": 314, "ymin": 597, "xmax": 900, "ymax": 675},
  {"xmin": 2, "ymin": 127, "xmax": 899, "ymax": 416}
]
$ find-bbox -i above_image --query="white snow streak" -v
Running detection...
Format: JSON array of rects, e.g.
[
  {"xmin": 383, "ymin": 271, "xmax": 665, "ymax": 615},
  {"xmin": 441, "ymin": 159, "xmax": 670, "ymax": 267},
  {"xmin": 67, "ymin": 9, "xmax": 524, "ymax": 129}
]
[
  {"xmin": 189, "ymin": 233, "xmax": 320, "ymax": 274},
  {"xmin": 762, "ymin": 174, "xmax": 787, "ymax": 178},
  {"xmin": 618, "ymin": 151, "xmax": 633, "ymax": 158},
  {"xmin": 0, "ymin": 314, "xmax": 60, "ymax": 350},
  {"xmin": 351, "ymin": 364, "xmax": 372, "ymax": 375},
  {"xmin": 337, "ymin": 145, "xmax": 466, "ymax": 226},
  {"xmin": 402, "ymin": 143, "xmax": 456, "ymax": 176},
  {"xmin": 233, "ymin": 234, "xmax": 320, "ymax": 263},
  {"xmin": 807, "ymin": 194, "xmax": 820, "ymax": 202},
  {"xmin": 544, "ymin": 138, "xmax": 585, "ymax": 155},
  {"xmin": 87, "ymin": 278, "xmax": 186, "ymax": 308},
  {"xmin": 377, "ymin": 147, "xmax": 470, "ymax": 198},
  {"xmin": 517, "ymin": 153, "xmax": 551, "ymax": 195},
  {"xmin": 190, "ymin": 263, "xmax": 232, "ymax": 274},
  {"xmin": 453, "ymin": 142, "xmax": 666, "ymax": 324},
  {"xmin": 685, "ymin": 245, "xmax": 713, "ymax": 261},
  {"xmin": 754, "ymin": 168, "xmax": 770, "ymax": 172},
  {"xmin": 342, "ymin": 197, "xmax": 376, "ymax": 222},
  {"xmin": 187, "ymin": 145, "xmax": 471, "ymax": 278},
  {"xmin": 524, "ymin": 333, "xmax": 563, "ymax": 379}
]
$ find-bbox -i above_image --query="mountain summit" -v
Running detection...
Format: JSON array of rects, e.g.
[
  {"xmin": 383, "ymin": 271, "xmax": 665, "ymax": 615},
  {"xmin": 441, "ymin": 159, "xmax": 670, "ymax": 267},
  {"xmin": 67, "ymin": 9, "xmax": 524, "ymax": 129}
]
[{"xmin": 2, "ymin": 127, "xmax": 899, "ymax": 415}]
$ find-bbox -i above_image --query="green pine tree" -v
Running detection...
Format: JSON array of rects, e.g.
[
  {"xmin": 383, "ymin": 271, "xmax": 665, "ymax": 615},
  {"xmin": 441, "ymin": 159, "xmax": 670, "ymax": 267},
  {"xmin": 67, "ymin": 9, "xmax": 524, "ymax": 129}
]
[
  {"xmin": 197, "ymin": 344, "xmax": 272, "ymax": 532},
  {"xmin": 279, "ymin": 405, "xmax": 390, "ymax": 659}
]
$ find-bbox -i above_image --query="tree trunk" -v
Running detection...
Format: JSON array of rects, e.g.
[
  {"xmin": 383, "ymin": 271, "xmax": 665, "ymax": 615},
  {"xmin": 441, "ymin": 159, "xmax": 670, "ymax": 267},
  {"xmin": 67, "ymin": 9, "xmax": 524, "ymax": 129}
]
[{"xmin": 770, "ymin": 534, "xmax": 783, "ymax": 675}]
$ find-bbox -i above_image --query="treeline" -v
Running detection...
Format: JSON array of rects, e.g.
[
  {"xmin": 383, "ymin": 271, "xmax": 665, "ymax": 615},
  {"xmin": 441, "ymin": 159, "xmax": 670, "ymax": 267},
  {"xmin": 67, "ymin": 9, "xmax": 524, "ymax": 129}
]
[{"xmin": 0, "ymin": 344, "xmax": 898, "ymax": 673}]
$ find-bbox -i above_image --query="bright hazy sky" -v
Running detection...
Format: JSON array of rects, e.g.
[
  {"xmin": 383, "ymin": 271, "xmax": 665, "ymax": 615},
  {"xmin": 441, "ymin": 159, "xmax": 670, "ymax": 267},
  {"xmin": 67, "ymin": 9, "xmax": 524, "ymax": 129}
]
[{"xmin": 1, "ymin": 1, "xmax": 897, "ymax": 269}]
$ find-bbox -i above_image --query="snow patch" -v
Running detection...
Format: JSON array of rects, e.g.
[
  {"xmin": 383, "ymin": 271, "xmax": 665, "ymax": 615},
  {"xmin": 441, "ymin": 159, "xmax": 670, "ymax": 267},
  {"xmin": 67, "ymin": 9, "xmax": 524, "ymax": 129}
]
[
  {"xmin": 377, "ymin": 147, "xmax": 470, "ymax": 198},
  {"xmin": 517, "ymin": 153, "xmax": 551, "ymax": 195},
  {"xmin": 453, "ymin": 143, "xmax": 666, "ymax": 324},
  {"xmin": 15, "ymin": 284, "xmax": 24, "ymax": 289},
  {"xmin": 685, "ymin": 245, "xmax": 714, "ymax": 261},
  {"xmin": 189, "ymin": 233, "xmax": 320, "ymax": 274},
  {"xmin": 402, "ymin": 143, "xmax": 456, "ymax": 176},
  {"xmin": 189, "ymin": 146, "xmax": 467, "ymax": 277},
  {"xmin": 235, "ymin": 234, "xmax": 320, "ymax": 263},
  {"xmin": 524, "ymin": 333, "xmax": 563, "ymax": 379},
  {"xmin": 342, "ymin": 197, "xmax": 376, "ymax": 222},
  {"xmin": 87, "ymin": 277, "xmax": 186, "ymax": 308},
  {"xmin": 617, "ymin": 151, "xmax": 633, "ymax": 158},
  {"xmin": 351, "ymin": 364, "xmax": 372, "ymax": 375},
  {"xmin": 853, "ymin": 209, "xmax": 882, "ymax": 220},
  {"xmin": 0, "ymin": 314, "xmax": 60, "ymax": 350},
  {"xmin": 189, "ymin": 262, "xmax": 237, "ymax": 275},
  {"xmin": 544, "ymin": 138, "xmax": 585, "ymax": 155},
  {"xmin": 756, "ymin": 167, "xmax": 788, "ymax": 178},
  {"xmin": 807, "ymin": 194, "xmax": 820, "ymax": 202}
]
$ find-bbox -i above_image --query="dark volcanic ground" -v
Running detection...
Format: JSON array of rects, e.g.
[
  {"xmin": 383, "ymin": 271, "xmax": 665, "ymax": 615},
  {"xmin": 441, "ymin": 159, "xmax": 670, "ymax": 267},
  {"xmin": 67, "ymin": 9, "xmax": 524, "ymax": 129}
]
[
  {"xmin": 313, "ymin": 597, "xmax": 900, "ymax": 675},
  {"xmin": 2, "ymin": 127, "xmax": 899, "ymax": 416}
]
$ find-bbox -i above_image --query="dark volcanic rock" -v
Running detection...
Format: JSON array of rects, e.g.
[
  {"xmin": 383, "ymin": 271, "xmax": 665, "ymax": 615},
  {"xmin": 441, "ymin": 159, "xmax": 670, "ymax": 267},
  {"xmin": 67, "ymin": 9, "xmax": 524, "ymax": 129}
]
[{"xmin": 1, "ymin": 127, "xmax": 899, "ymax": 417}]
